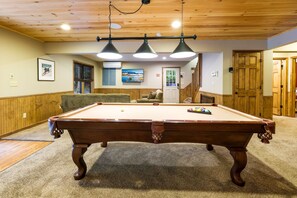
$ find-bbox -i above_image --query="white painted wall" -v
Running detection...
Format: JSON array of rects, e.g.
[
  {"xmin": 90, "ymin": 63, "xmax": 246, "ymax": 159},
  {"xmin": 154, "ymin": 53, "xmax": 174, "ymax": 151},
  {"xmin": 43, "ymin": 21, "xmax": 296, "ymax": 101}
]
[
  {"xmin": 273, "ymin": 42, "xmax": 297, "ymax": 52},
  {"xmin": 263, "ymin": 50, "xmax": 273, "ymax": 96},
  {"xmin": 0, "ymin": 28, "xmax": 99, "ymax": 97},
  {"xmin": 4, "ymin": 25, "xmax": 297, "ymax": 98},
  {"xmin": 99, "ymin": 61, "xmax": 190, "ymax": 89},
  {"xmin": 268, "ymin": 27, "xmax": 297, "ymax": 50},
  {"xmin": 199, "ymin": 53, "xmax": 223, "ymax": 94},
  {"xmin": 181, "ymin": 57, "xmax": 198, "ymax": 89},
  {"xmin": 48, "ymin": 54, "xmax": 100, "ymax": 92},
  {"xmin": 45, "ymin": 39, "xmax": 267, "ymax": 95}
]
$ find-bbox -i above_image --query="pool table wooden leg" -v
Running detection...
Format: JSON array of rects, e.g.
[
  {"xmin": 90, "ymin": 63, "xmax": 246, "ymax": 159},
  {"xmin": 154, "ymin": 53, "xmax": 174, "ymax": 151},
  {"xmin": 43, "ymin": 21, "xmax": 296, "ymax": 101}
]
[
  {"xmin": 229, "ymin": 148, "xmax": 247, "ymax": 187},
  {"xmin": 206, "ymin": 144, "xmax": 214, "ymax": 151},
  {"xmin": 101, "ymin": 142, "xmax": 107, "ymax": 147},
  {"xmin": 72, "ymin": 144, "xmax": 88, "ymax": 180}
]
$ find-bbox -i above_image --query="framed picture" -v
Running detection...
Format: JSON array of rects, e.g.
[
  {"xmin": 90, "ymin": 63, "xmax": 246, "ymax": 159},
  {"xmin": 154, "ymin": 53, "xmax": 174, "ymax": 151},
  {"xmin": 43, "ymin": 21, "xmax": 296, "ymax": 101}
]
[{"xmin": 37, "ymin": 58, "xmax": 55, "ymax": 81}]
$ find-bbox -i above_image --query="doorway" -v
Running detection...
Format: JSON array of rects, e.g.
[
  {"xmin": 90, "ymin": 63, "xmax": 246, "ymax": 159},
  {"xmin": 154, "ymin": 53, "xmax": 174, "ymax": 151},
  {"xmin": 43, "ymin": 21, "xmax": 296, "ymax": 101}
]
[
  {"xmin": 272, "ymin": 58, "xmax": 288, "ymax": 116},
  {"xmin": 162, "ymin": 67, "xmax": 180, "ymax": 103},
  {"xmin": 272, "ymin": 55, "xmax": 297, "ymax": 117}
]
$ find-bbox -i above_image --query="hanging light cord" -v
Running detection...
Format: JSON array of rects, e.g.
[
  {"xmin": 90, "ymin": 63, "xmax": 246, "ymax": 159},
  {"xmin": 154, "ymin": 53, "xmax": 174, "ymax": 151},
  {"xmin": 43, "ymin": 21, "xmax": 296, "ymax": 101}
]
[
  {"xmin": 108, "ymin": 1, "xmax": 112, "ymax": 38},
  {"xmin": 181, "ymin": 0, "xmax": 184, "ymax": 34},
  {"xmin": 108, "ymin": 1, "xmax": 144, "ymax": 38},
  {"xmin": 97, "ymin": 0, "xmax": 196, "ymax": 42},
  {"xmin": 110, "ymin": 2, "xmax": 144, "ymax": 15}
]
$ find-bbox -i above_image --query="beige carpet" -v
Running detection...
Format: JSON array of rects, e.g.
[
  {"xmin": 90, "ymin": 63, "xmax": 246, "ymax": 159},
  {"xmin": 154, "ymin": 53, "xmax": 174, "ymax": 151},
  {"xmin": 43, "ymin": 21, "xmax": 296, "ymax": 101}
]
[{"xmin": 0, "ymin": 116, "xmax": 296, "ymax": 198}]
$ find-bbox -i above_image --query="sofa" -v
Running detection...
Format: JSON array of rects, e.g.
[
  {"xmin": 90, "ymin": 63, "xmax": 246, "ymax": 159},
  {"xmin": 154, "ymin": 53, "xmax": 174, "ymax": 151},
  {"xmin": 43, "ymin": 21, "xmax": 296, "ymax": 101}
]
[
  {"xmin": 136, "ymin": 90, "xmax": 163, "ymax": 103},
  {"xmin": 61, "ymin": 93, "xmax": 130, "ymax": 112}
]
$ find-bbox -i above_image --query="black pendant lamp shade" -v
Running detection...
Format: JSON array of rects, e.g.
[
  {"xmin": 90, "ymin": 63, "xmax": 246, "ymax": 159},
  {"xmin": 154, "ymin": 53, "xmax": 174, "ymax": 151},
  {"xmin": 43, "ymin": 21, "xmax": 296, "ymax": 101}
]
[
  {"xmin": 97, "ymin": 40, "xmax": 122, "ymax": 60},
  {"xmin": 170, "ymin": 34, "xmax": 196, "ymax": 58},
  {"xmin": 133, "ymin": 35, "xmax": 158, "ymax": 58}
]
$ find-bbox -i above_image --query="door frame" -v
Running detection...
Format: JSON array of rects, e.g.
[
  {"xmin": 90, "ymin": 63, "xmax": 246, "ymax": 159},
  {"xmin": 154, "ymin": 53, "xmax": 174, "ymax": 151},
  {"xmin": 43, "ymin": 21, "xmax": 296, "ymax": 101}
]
[
  {"xmin": 272, "ymin": 57, "xmax": 288, "ymax": 116},
  {"xmin": 290, "ymin": 56, "xmax": 297, "ymax": 116}
]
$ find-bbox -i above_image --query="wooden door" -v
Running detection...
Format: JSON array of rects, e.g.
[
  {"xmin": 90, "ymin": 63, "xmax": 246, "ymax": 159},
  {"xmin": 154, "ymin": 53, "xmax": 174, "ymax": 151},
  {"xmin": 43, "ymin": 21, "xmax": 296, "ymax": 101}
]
[
  {"xmin": 233, "ymin": 51, "xmax": 263, "ymax": 117},
  {"xmin": 272, "ymin": 59, "xmax": 282, "ymax": 115},
  {"xmin": 163, "ymin": 68, "xmax": 180, "ymax": 103}
]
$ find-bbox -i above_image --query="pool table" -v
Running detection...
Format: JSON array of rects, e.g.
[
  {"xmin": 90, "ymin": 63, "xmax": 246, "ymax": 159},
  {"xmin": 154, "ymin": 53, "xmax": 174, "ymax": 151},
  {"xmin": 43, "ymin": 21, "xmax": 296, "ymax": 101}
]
[{"xmin": 49, "ymin": 103, "xmax": 275, "ymax": 186}]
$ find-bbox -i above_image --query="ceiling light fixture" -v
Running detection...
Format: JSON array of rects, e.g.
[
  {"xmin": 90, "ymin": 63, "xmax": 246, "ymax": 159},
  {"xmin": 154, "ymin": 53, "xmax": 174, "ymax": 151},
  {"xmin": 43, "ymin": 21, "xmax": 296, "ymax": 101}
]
[
  {"xmin": 97, "ymin": 1, "xmax": 122, "ymax": 60},
  {"xmin": 170, "ymin": 0, "xmax": 196, "ymax": 58},
  {"xmin": 110, "ymin": 23, "xmax": 121, "ymax": 29},
  {"xmin": 171, "ymin": 20, "xmax": 181, "ymax": 29},
  {"xmin": 96, "ymin": 0, "xmax": 196, "ymax": 60},
  {"xmin": 60, "ymin": 23, "xmax": 71, "ymax": 31},
  {"xmin": 133, "ymin": 34, "xmax": 158, "ymax": 58}
]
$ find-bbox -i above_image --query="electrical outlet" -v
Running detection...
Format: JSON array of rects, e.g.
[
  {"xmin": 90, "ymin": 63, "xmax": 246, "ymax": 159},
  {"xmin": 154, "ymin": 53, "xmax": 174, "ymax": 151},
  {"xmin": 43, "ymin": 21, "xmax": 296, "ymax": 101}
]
[{"xmin": 23, "ymin": 113, "xmax": 27, "ymax": 119}]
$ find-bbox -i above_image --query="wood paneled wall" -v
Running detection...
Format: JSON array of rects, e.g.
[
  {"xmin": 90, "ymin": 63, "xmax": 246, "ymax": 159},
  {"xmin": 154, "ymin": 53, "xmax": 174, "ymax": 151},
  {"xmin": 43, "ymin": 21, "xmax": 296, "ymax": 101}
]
[
  {"xmin": 0, "ymin": 91, "xmax": 71, "ymax": 137},
  {"xmin": 197, "ymin": 91, "xmax": 233, "ymax": 108},
  {"xmin": 263, "ymin": 96, "xmax": 273, "ymax": 119},
  {"xmin": 198, "ymin": 91, "xmax": 273, "ymax": 119},
  {"xmin": 180, "ymin": 83, "xmax": 192, "ymax": 102},
  {"xmin": 96, "ymin": 86, "xmax": 193, "ymax": 103}
]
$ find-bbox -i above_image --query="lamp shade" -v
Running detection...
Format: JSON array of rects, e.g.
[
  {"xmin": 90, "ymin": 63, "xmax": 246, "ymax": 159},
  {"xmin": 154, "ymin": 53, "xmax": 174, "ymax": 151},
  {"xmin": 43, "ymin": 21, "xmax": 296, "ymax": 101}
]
[
  {"xmin": 97, "ymin": 40, "xmax": 122, "ymax": 60},
  {"xmin": 133, "ymin": 39, "xmax": 158, "ymax": 59},
  {"xmin": 170, "ymin": 37, "xmax": 196, "ymax": 58}
]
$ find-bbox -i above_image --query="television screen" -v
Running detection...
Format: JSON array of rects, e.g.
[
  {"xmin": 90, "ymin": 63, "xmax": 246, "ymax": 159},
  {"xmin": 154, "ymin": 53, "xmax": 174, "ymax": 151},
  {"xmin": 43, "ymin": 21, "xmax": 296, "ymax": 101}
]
[{"xmin": 122, "ymin": 69, "xmax": 144, "ymax": 83}]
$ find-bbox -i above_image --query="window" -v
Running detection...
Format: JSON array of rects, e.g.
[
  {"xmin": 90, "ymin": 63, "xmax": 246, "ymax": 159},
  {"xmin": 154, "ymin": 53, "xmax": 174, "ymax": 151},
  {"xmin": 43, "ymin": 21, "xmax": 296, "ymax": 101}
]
[
  {"xmin": 102, "ymin": 68, "xmax": 116, "ymax": 86},
  {"xmin": 73, "ymin": 62, "xmax": 94, "ymax": 94},
  {"xmin": 166, "ymin": 69, "xmax": 177, "ymax": 86}
]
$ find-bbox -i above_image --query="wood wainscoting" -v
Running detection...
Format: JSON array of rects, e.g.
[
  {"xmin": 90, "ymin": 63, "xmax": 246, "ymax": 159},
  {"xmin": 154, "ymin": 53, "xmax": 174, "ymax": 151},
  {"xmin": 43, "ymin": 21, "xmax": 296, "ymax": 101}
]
[
  {"xmin": 94, "ymin": 88, "xmax": 160, "ymax": 101},
  {"xmin": 197, "ymin": 91, "xmax": 273, "ymax": 119},
  {"xmin": 180, "ymin": 83, "xmax": 192, "ymax": 102},
  {"xmin": 263, "ymin": 96, "xmax": 273, "ymax": 120},
  {"xmin": 197, "ymin": 91, "xmax": 233, "ymax": 108},
  {"xmin": 96, "ymin": 85, "xmax": 193, "ymax": 103},
  {"xmin": 0, "ymin": 91, "xmax": 71, "ymax": 137}
]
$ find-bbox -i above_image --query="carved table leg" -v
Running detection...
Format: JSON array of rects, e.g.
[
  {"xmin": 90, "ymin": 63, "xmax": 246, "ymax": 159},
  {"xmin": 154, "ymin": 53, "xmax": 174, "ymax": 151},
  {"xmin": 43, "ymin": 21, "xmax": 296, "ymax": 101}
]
[
  {"xmin": 72, "ymin": 144, "xmax": 88, "ymax": 180},
  {"xmin": 101, "ymin": 142, "xmax": 107, "ymax": 147},
  {"xmin": 229, "ymin": 148, "xmax": 247, "ymax": 187},
  {"xmin": 206, "ymin": 144, "xmax": 214, "ymax": 151}
]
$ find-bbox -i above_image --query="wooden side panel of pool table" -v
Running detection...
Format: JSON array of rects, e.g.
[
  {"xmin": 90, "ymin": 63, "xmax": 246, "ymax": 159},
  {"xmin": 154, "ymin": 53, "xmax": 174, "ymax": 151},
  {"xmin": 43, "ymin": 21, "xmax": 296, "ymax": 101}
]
[{"xmin": 60, "ymin": 121, "xmax": 260, "ymax": 148}]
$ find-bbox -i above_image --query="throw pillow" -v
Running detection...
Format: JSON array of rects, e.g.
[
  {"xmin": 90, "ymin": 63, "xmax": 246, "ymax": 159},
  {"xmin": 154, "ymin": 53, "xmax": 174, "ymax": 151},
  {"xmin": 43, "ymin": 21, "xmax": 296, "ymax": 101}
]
[{"xmin": 155, "ymin": 91, "xmax": 163, "ymax": 100}]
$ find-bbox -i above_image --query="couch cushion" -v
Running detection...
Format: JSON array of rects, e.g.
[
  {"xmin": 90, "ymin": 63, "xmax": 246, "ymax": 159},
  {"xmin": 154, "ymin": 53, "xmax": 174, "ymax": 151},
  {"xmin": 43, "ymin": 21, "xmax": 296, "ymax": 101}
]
[
  {"xmin": 148, "ymin": 92, "xmax": 156, "ymax": 99},
  {"xmin": 61, "ymin": 93, "xmax": 130, "ymax": 112}
]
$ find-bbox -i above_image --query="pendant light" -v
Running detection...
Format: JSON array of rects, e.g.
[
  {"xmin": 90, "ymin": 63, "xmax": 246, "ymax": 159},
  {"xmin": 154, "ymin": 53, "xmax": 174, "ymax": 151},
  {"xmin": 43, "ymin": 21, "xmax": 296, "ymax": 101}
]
[
  {"xmin": 133, "ymin": 34, "xmax": 158, "ymax": 58},
  {"xmin": 97, "ymin": 1, "xmax": 122, "ymax": 60},
  {"xmin": 96, "ymin": 0, "xmax": 197, "ymax": 58},
  {"xmin": 170, "ymin": 0, "xmax": 196, "ymax": 58}
]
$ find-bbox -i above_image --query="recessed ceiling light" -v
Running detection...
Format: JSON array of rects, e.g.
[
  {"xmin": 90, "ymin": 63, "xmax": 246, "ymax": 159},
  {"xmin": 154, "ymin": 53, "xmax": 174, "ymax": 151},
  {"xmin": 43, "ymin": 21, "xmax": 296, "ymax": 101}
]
[
  {"xmin": 162, "ymin": 57, "xmax": 167, "ymax": 60},
  {"xmin": 156, "ymin": 32, "xmax": 162, "ymax": 37},
  {"xmin": 110, "ymin": 23, "xmax": 121, "ymax": 29},
  {"xmin": 171, "ymin": 20, "xmax": 181, "ymax": 29},
  {"xmin": 60, "ymin": 23, "xmax": 71, "ymax": 31}
]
